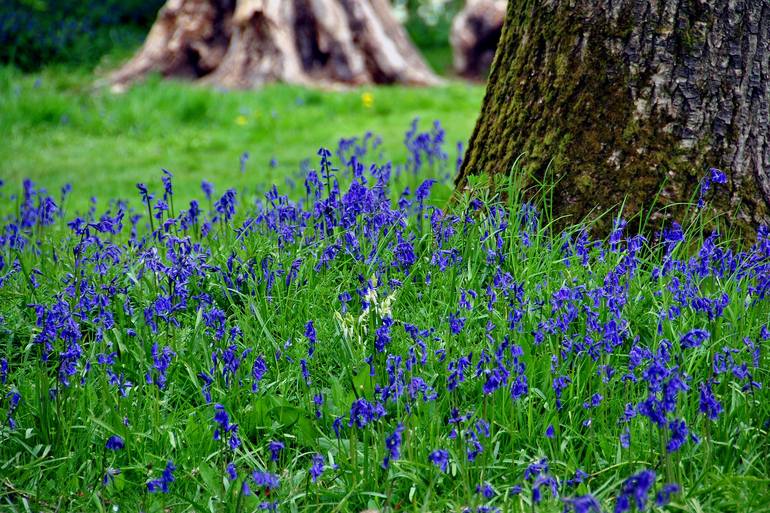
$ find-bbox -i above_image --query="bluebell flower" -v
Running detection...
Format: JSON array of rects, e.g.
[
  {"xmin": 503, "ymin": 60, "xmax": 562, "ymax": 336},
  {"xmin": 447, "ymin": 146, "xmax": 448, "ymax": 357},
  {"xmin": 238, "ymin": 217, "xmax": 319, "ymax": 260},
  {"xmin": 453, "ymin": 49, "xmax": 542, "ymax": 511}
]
[
  {"xmin": 552, "ymin": 375, "xmax": 572, "ymax": 410},
  {"xmin": 338, "ymin": 291, "xmax": 352, "ymax": 312},
  {"xmin": 609, "ymin": 219, "xmax": 627, "ymax": 252},
  {"xmin": 583, "ymin": 393, "xmax": 603, "ymax": 409},
  {"xmin": 615, "ymin": 469, "xmax": 655, "ymax": 513},
  {"xmin": 136, "ymin": 183, "xmax": 152, "ymax": 204},
  {"xmin": 476, "ymin": 482, "xmax": 496, "ymax": 499},
  {"xmin": 533, "ymin": 475, "xmax": 558, "ymax": 504},
  {"xmin": 448, "ymin": 312, "xmax": 466, "ymax": 335},
  {"xmin": 105, "ymin": 435, "xmax": 124, "ymax": 451},
  {"xmin": 566, "ymin": 469, "xmax": 589, "ymax": 488},
  {"xmin": 620, "ymin": 427, "xmax": 631, "ymax": 449},
  {"xmin": 226, "ymin": 462, "xmax": 238, "ymax": 480},
  {"xmin": 662, "ymin": 222, "xmax": 684, "ymax": 247},
  {"xmin": 310, "ymin": 454, "xmax": 325, "ymax": 482},
  {"xmin": 382, "ymin": 423, "xmax": 405, "ymax": 469},
  {"xmin": 145, "ymin": 343, "xmax": 175, "ymax": 390},
  {"xmin": 482, "ymin": 368, "xmax": 504, "ymax": 395},
  {"xmin": 214, "ymin": 189, "xmax": 237, "ymax": 222},
  {"xmin": 269, "ymin": 440, "xmax": 284, "ymax": 462},
  {"xmin": 680, "ymin": 328, "xmax": 709, "ymax": 349},
  {"xmin": 699, "ymin": 381, "xmax": 723, "ymax": 420},
  {"xmin": 429, "ymin": 449, "xmax": 449, "ymax": 472},
  {"xmin": 102, "ymin": 467, "xmax": 121, "ymax": 487},
  {"xmin": 201, "ymin": 180, "xmax": 214, "ymax": 201},
  {"xmin": 710, "ymin": 167, "xmax": 727, "ymax": 184},
  {"xmin": 698, "ymin": 167, "xmax": 727, "ymax": 208},
  {"xmin": 415, "ymin": 178, "xmax": 437, "ymax": 204},
  {"xmin": 348, "ymin": 398, "xmax": 385, "ymax": 428},
  {"xmin": 252, "ymin": 355, "xmax": 268, "ymax": 392},
  {"xmin": 304, "ymin": 320, "xmax": 317, "ymax": 357},
  {"xmin": 394, "ymin": 233, "xmax": 417, "ymax": 270},
  {"xmin": 313, "ymin": 393, "xmax": 324, "ymax": 419},
  {"xmin": 147, "ymin": 461, "xmax": 176, "ymax": 494},
  {"xmin": 448, "ymin": 353, "xmax": 473, "ymax": 391},
  {"xmin": 333, "ymin": 416, "xmax": 344, "ymax": 438},
  {"xmin": 666, "ymin": 418, "xmax": 689, "ymax": 453},
  {"xmin": 38, "ymin": 197, "xmax": 58, "ymax": 226},
  {"xmin": 58, "ymin": 340, "xmax": 83, "ymax": 387},
  {"xmin": 161, "ymin": 168, "xmax": 173, "ymax": 199},
  {"xmin": 545, "ymin": 424, "xmax": 555, "ymax": 439},
  {"xmin": 102, "ymin": 467, "xmax": 120, "ymax": 486},
  {"xmin": 375, "ymin": 317, "xmax": 393, "ymax": 353},
  {"xmin": 252, "ymin": 470, "xmax": 280, "ymax": 489},
  {"xmin": 475, "ymin": 418, "xmax": 490, "ymax": 438},
  {"xmin": 562, "ymin": 494, "xmax": 601, "ymax": 513},
  {"xmin": 153, "ymin": 199, "xmax": 169, "ymax": 220},
  {"xmin": 510, "ymin": 374, "xmax": 528, "ymax": 400},
  {"xmin": 655, "ymin": 483, "xmax": 680, "ymax": 507},
  {"xmin": 285, "ymin": 258, "xmax": 302, "ymax": 287},
  {"xmin": 213, "ymin": 404, "xmax": 241, "ymax": 451},
  {"xmin": 524, "ymin": 458, "xmax": 549, "ymax": 481}
]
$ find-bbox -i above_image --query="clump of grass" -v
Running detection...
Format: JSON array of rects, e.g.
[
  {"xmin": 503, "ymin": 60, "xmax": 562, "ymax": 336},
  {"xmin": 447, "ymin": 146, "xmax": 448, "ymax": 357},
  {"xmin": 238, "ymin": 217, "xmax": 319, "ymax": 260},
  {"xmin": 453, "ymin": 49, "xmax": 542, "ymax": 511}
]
[{"xmin": 0, "ymin": 120, "xmax": 768, "ymax": 513}]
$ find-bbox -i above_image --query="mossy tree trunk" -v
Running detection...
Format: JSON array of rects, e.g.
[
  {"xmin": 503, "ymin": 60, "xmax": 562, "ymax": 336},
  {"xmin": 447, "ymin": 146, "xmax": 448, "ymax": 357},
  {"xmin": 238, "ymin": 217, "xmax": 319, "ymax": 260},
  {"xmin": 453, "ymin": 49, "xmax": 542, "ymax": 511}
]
[
  {"xmin": 109, "ymin": 0, "xmax": 439, "ymax": 91},
  {"xmin": 457, "ymin": 0, "xmax": 770, "ymax": 234}
]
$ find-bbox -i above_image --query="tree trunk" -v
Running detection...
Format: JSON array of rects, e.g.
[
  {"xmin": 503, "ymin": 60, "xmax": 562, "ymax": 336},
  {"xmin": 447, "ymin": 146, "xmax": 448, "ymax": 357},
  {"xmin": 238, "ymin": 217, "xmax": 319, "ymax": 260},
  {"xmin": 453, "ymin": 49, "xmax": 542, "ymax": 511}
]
[
  {"xmin": 109, "ymin": 0, "xmax": 235, "ymax": 89},
  {"xmin": 450, "ymin": 0, "xmax": 505, "ymax": 80},
  {"xmin": 110, "ymin": 0, "xmax": 439, "ymax": 91},
  {"xmin": 457, "ymin": 0, "xmax": 770, "ymax": 235}
]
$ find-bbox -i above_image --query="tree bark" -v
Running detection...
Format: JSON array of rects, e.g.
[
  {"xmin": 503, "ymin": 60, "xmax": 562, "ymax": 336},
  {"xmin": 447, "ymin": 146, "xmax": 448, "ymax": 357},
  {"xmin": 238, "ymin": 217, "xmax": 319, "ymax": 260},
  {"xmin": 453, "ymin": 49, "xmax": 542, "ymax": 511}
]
[
  {"xmin": 450, "ymin": 0, "xmax": 505, "ymax": 80},
  {"xmin": 109, "ymin": 0, "xmax": 439, "ymax": 91},
  {"xmin": 457, "ymin": 0, "xmax": 770, "ymax": 235}
]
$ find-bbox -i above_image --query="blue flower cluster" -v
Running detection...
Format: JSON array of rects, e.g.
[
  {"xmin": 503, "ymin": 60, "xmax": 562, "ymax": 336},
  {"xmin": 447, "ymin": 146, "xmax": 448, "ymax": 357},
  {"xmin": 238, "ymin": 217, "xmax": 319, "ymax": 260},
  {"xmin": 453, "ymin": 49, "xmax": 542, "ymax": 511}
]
[{"xmin": 0, "ymin": 119, "xmax": 768, "ymax": 511}]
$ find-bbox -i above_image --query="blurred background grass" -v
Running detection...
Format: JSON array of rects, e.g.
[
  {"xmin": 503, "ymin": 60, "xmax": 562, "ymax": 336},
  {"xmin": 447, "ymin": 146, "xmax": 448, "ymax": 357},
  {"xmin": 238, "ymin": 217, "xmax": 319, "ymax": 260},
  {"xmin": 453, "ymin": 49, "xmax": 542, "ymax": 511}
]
[{"xmin": 0, "ymin": 66, "xmax": 483, "ymax": 210}]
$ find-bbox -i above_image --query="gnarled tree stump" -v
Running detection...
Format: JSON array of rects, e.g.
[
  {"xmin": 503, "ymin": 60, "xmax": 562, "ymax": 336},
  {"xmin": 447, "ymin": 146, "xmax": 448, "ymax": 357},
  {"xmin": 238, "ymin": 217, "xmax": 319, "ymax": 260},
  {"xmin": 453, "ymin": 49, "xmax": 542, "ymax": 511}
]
[
  {"xmin": 450, "ymin": 0, "xmax": 505, "ymax": 80},
  {"xmin": 109, "ymin": 0, "xmax": 235, "ymax": 89},
  {"xmin": 110, "ymin": 0, "xmax": 439, "ymax": 91}
]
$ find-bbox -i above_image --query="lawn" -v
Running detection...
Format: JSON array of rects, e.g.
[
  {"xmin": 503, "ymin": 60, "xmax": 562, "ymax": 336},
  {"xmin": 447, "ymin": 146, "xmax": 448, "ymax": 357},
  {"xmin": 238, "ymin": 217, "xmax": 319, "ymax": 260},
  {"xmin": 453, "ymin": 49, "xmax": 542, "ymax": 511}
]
[
  {"xmin": 0, "ymin": 65, "xmax": 484, "ymax": 210},
  {"xmin": 1, "ymin": 63, "xmax": 769, "ymax": 513}
]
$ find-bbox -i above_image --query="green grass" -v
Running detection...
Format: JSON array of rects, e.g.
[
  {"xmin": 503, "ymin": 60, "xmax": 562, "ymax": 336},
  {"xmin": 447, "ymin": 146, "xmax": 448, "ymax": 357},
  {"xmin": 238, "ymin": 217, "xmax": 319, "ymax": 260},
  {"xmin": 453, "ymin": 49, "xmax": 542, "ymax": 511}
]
[
  {"xmin": 0, "ymin": 65, "xmax": 484, "ymax": 211},
  {"xmin": 1, "ymin": 64, "xmax": 769, "ymax": 513}
]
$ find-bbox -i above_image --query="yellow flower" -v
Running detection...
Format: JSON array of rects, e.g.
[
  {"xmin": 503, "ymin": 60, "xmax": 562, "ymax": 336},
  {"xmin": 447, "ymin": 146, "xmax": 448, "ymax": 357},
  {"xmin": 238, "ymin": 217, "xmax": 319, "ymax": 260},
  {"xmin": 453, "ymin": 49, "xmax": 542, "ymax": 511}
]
[
  {"xmin": 361, "ymin": 92, "xmax": 374, "ymax": 109},
  {"xmin": 235, "ymin": 115, "xmax": 248, "ymax": 126}
]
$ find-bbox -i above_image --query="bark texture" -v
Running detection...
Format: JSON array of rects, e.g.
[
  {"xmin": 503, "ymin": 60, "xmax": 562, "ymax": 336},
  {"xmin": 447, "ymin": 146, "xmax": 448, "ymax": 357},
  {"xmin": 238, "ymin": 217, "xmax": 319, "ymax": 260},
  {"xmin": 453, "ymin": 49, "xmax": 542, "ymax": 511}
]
[
  {"xmin": 457, "ymin": 0, "xmax": 770, "ymax": 235},
  {"xmin": 110, "ymin": 0, "xmax": 439, "ymax": 91},
  {"xmin": 450, "ymin": 0, "xmax": 505, "ymax": 80}
]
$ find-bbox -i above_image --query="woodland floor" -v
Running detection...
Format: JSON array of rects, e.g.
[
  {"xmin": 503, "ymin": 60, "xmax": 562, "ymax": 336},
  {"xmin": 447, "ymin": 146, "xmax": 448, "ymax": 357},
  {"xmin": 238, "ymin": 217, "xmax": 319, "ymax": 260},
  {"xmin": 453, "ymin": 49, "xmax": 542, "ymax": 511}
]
[{"xmin": 2, "ymin": 56, "xmax": 769, "ymax": 513}]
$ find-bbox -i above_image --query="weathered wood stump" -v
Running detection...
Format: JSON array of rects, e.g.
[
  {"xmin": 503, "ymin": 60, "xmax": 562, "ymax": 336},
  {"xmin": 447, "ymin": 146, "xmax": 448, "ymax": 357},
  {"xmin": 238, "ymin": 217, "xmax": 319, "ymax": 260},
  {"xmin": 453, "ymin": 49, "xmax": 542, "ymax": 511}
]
[{"xmin": 110, "ymin": 0, "xmax": 440, "ymax": 91}]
